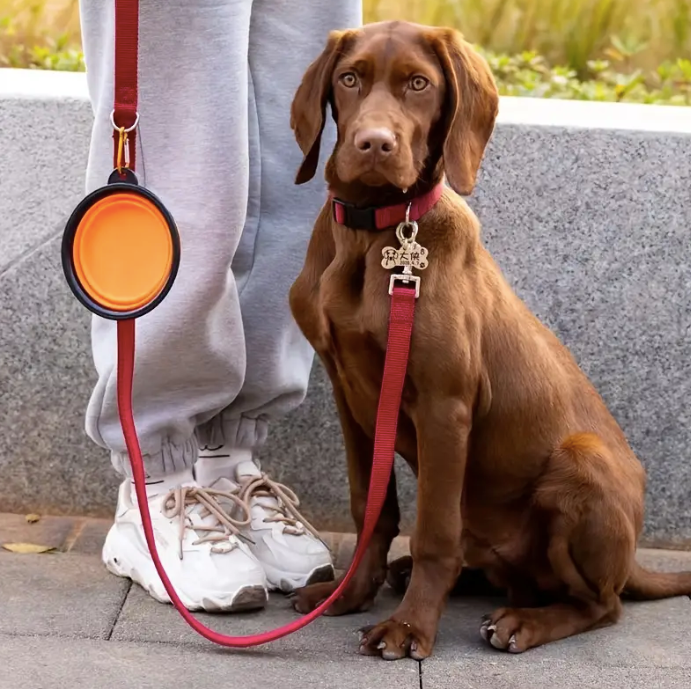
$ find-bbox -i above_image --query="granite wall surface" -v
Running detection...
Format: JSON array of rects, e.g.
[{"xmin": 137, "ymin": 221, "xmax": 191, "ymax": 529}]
[{"xmin": 2, "ymin": 69, "xmax": 691, "ymax": 545}]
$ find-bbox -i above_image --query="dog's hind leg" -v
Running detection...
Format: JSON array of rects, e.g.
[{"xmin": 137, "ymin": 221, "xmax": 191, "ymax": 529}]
[
  {"xmin": 480, "ymin": 596, "xmax": 622, "ymax": 653},
  {"xmin": 479, "ymin": 507, "xmax": 626, "ymax": 653},
  {"xmin": 387, "ymin": 556, "xmax": 505, "ymax": 598},
  {"xmin": 482, "ymin": 433, "xmax": 636, "ymax": 652}
]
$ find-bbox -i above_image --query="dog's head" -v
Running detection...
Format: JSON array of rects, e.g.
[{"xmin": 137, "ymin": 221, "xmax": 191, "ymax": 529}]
[{"xmin": 290, "ymin": 21, "xmax": 499, "ymax": 197}]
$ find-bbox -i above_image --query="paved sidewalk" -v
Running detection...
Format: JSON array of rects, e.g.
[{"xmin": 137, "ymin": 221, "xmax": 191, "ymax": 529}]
[{"xmin": 2, "ymin": 513, "xmax": 691, "ymax": 689}]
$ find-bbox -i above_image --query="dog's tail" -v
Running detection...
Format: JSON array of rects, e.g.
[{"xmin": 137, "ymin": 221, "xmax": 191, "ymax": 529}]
[{"xmin": 623, "ymin": 562, "xmax": 691, "ymax": 600}]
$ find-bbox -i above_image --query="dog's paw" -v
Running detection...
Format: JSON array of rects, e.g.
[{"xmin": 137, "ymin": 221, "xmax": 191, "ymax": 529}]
[
  {"xmin": 480, "ymin": 609, "xmax": 533, "ymax": 654},
  {"xmin": 291, "ymin": 581, "xmax": 340, "ymax": 614},
  {"xmin": 358, "ymin": 619, "xmax": 433, "ymax": 660},
  {"xmin": 291, "ymin": 580, "xmax": 375, "ymax": 617}
]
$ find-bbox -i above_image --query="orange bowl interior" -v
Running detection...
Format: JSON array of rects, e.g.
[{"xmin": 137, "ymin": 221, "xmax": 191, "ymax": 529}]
[{"xmin": 72, "ymin": 192, "xmax": 174, "ymax": 312}]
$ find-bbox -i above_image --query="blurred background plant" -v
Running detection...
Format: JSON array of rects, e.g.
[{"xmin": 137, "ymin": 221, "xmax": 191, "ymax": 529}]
[
  {"xmin": 0, "ymin": 0, "xmax": 82, "ymax": 70},
  {"xmin": 1, "ymin": 0, "xmax": 690, "ymax": 104},
  {"xmin": 368, "ymin": 0, "xmax": 691, "ymax": 76}
]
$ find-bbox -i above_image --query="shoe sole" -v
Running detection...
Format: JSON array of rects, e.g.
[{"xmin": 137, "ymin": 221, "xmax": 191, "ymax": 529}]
[
  {"xmin": 265, "ymin": 563, "xmax": 336, "ymax": 594},
  {"xmin": 307, "ymin": 564, "xmax": 336, "ymax": 587},
  {"xmin": 103, "ymin": 534, "xmax": 268, "ymax": 613},
  {"xmin": 197, "ymin": 585, "xmax": 268, "ymax": 613}
]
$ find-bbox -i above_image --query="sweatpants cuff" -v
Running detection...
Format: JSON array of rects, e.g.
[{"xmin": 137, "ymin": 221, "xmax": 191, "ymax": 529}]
[
  {"xmin": 110, "ymin": 436, "xmax": 198, "ymax": 479},
  {"xmin": 195, "ymin": 413, "xmax": 269, "ymax": 450}
]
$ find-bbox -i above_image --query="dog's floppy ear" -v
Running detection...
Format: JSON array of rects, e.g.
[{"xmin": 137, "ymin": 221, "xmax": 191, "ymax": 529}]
[
  {"xmin": 290, "ymin": 30, "xmax": 354, "ymax": 185},
  {"xmin": 428, "ymin": 29, "xmax": 499, "ymax": 196}
]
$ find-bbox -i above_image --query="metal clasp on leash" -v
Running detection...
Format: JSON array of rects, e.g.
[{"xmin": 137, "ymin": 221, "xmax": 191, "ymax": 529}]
[
  {"xmin": 388, "ymin": 273, "xmax": 421, "ymax": 298},
  {"xmin": 110, "ymin": 110, "xmax": 140, "ymax": 173},
  {"xmin": 382, "ymin": 202, "xmax": 429, "ymax": 298}
]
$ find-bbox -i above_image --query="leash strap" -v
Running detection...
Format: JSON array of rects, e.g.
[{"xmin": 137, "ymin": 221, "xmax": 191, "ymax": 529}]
[
  {"xmin": 112, "ymin": 0, "xmax": 139, "ymax": 170},
  {"xmin": 116, "ymin": 285, "xmax": 417, "ymax": 646}
]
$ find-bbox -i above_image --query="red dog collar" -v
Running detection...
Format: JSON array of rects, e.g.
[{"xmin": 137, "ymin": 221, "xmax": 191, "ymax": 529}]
[{"xmin": 331, "ymin": 183, "xmax": 445, "ymax": 231}]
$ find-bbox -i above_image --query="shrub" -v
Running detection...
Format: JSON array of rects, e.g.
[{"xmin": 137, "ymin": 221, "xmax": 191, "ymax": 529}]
[{"xmin": 480, "ymin": 48, "xmax": 691, "ymax": 105}]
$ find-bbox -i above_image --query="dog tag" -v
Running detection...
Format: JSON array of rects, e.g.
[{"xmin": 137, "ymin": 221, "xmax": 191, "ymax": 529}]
[
  {"xmin": 381, "ymin": 246, "xmax": 401, "ymax": 270},
  {"xmin": 381, "ymin": 241, "xmax": 429, "ymax": 271},
  {"xmin": 400, "ymin": 241, "xmax": 429, "ymax": 270}
]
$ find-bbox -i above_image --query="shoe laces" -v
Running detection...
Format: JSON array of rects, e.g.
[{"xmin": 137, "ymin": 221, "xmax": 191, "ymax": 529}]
[
  {"xmin": 160, "ymin": 485, "xmax": 251, "ymax": 559},
  {"xmin": 238, "ymin": 472, "xmax": 325, "ymax": 543}
]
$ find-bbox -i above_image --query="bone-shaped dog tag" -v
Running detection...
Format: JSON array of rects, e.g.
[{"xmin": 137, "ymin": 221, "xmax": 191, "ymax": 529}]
[
  {"xmin": 381, "ymin": 241, "xmax": 429, "ymax": 271},
  {"xmin": 381, "ymin": 246, "xmax": 401, "ymax": 270},
  {"xmin": 400, "ymin": 241, "xmax": 429, "ymax": 270}
]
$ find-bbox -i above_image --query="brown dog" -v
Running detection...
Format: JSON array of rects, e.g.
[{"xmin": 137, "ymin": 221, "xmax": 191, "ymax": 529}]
[{"xmin": 287, "ymin": 20, "xmax": 691, "ymax": 660}]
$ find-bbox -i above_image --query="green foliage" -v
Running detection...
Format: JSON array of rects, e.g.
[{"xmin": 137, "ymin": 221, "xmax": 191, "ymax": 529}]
[
  {"xmin": 479, "ymin": 48, "xmax": 691, "ymax": 105},
  {"xmin": 1, "ymin": 0, "xmax": 690, "ymax": 105},
  {"xmin": 367, "ymin": 0, "xmax": 691, "ymax": 76},
  {"xmin": 0, "ymin": 37, "xmax": 85, "ymax": 71},
  {"xmin": 0, "ymin": 7, "xmax": 84, "ymax": 71}
]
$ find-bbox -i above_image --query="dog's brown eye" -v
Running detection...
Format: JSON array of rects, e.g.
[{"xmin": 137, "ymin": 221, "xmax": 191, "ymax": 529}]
[
  {"xmin": 410, "ymin": 76, "xmax": 429, "ymax": 91},
  {"xmin": 340, "ymin": 72, "xmax": 358, "ymax": 88}
]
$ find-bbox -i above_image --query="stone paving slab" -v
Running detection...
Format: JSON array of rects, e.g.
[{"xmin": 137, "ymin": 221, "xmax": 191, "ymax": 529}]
[
  {"xmin": 112, "ymin": 579, "xmax": 411, "ymax": 659},
  {"xmin": 0, "ymin": 635, "xmax": 421, "ymax": 689},
  {"xmin": 67, "ymin": 517, "xmax": 112, "ymax": 555},
  {"xmin": 637, "ymin": 546, "xmax": 691, "ymax": 571},
  {"xmin": 0, "ymin": 512, "xmax": 79, "ymax": 551},
  {"xmin": 423, "ymin": 549, "xmax": 691, "ymax": 688},
  {"xmin": 422, "ymin": 663, "xmax": 691, "ymax": 689},
  {"xmin": 428, "ymin": 549, "xmax": 691, "ymax": 664},
  {"xmin": 0, "ymin": 551, "xmax": 130, "ymax": 639},
  {"xmin": 428, "ymin": 596, "xmax": 691, "ymax": 666},
  {"xmin": 112, "ymin": 549, "xmax": 691, "ymax": 666},
  {"xmin": 0, "ymin": 512, "xmax": 413, "ymax": 562},
  {"xmin": 2, "ymin": 516, "xmax": 691, "ymax": 688}
]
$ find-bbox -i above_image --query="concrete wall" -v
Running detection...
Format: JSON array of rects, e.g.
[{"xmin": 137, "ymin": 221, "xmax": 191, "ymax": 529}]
[{"xmin": 2, "ymin": 69, "xmax": 691, "ymax": 546}]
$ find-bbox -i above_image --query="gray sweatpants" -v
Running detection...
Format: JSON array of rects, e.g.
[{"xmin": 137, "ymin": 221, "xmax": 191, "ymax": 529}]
[{"xmin": 78, "ymin": 0, "xmax": 362, "ymax": 478}]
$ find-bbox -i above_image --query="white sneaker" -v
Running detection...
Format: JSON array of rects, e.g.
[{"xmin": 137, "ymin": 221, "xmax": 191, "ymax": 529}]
[
  {"xmin": 195, "ymin": 447, "xmax": 334, "ymax": 593},
  {"xmin": 102, "ymin": 471, "xmax": 268, "ymax": 612}
]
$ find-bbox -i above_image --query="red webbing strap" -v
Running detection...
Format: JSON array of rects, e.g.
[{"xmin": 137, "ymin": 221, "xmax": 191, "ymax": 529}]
[
  {"xmin": 112, "ymin": 0, "xmax": 139, "ymax": 170},
  {"xmin": 116, "ymin": 284, "xmax": 417, "ymax": 647}
]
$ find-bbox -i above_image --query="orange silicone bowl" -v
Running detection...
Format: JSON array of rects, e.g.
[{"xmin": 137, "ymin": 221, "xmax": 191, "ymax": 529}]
[{"xmin": 62, "ymin": 178, "xmax": 180, "ymax": 320}]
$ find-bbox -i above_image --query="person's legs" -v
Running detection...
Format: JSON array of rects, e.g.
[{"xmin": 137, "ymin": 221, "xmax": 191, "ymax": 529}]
[
  {"xmin": 79, "ymin": 0, "xmax": 267, "ymax": 611},
  {"xmin": 194, "ymin": 0, "xmax": 363, "ymax": 592}
]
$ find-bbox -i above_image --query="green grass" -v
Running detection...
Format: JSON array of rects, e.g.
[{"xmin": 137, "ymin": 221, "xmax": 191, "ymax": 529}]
[{"xmin": 1, "ymin": 0, "xmax": 690, "ymax": 104}]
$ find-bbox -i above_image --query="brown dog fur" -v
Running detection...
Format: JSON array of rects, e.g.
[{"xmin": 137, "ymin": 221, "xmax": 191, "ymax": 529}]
[{"xmin": 287, "ymin": 20, "xmax": 691, "ymax": 660}]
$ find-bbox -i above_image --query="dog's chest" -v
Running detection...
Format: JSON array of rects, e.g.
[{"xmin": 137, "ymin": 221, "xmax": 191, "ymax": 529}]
[
  {"xmin": 317, "ymin": 266, "xmax": 391, "ymax": 432},
  {"xmin": 326, "ymin": 324, "xmax": 385, "ymax": 431}
]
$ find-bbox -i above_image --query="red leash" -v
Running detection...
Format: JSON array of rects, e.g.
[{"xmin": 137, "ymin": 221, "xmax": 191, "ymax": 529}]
[
  {"xmin": 112, "ymin": 0, "xmax": 139, "ymax": 171},
  {"xmin": 117, "ymin": 288, "xmax": 416, "ymax": 646},
  {"xmin": 111, "ymin": 0, "xmax": 420, "ymax": 647}
]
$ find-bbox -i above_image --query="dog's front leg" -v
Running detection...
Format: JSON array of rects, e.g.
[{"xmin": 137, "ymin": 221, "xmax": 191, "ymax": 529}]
[
  {"xmin": 360, "ymin": 398, "xmax": 469, "ymax": 660},
  {"xmin": 292, "ymin": 358, "xmax": 401, "ymax": 616}
]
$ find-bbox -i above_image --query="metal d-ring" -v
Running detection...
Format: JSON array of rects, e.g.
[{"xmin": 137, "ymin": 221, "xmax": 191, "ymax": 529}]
[
  {"xmin": 396, "ymin": 219, "xmax": 418, "ymax": 246},
  {"xmin": 395, "ymin": 201, "xmax": 418, "ymax": 245},
  {"xmin": 110, "ymin": 109, "xmax": 140, "ymax": 133}
]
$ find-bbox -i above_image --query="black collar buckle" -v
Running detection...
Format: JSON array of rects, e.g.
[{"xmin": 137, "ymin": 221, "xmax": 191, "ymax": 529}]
[{"xmin": 332, "ymin": 198, "xmax": 379, "ymax": 231}]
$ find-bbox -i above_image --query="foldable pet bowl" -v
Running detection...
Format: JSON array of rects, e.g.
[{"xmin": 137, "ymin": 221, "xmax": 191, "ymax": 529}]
[{"xmin": 62, "ymin": 170, "xmax": 180, "ymax": 320}]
